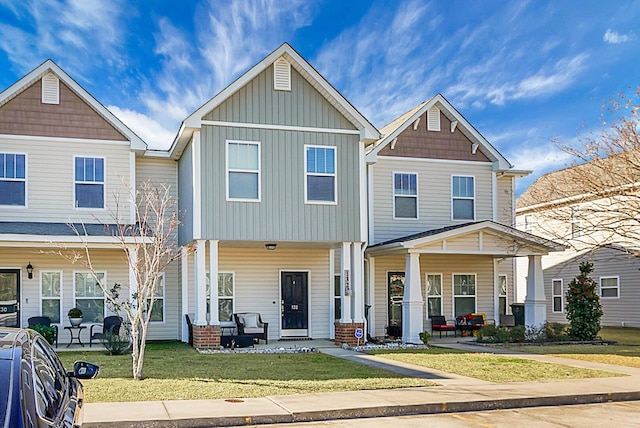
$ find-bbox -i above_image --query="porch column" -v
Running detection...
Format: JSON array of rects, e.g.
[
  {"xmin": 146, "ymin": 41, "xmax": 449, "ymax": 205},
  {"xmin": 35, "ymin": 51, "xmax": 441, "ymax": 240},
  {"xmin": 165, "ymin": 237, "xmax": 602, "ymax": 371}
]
[
  {"xmin": 208, "ymin": 240, "xmax": 220, "ymax": 325},
  {"xmin": 351, "ymin": 243, "xmax": 365, "ymax": 323},
  {"xmin": 525, "ymin": 255, "xmax": 546, "ymax": 327},
  {"xmin": 367, "ymin": 255, "xmax": 376, "ymax": 338},
  {"xmin": 181, "ymin": 247, "xmax": 189, "ymax": 342},
  {"xmin": 402, "ymin": 252, "xmax": 423, "ymax": 343},
  {"xmin": 340, "ymin": 242, "xmax": 352, "ymax": 323},
  {"xmin": 194, "ymin": 240, "xmax": 207, "ymax": 325}
]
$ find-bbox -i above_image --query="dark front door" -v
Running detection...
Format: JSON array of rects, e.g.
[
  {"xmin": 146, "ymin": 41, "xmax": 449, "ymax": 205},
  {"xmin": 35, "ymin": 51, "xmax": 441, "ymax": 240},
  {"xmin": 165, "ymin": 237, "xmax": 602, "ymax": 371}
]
[
  {"xmin": 387, "ymin": 272, "xmax": 405, "ymax": 337},
  {"xmin": 281, "ymin": 271, "xmax": 308, "ymax": 337},
  {"xmin": 0, "ymin": 269, "xmax": 20, "ymax": 327}
]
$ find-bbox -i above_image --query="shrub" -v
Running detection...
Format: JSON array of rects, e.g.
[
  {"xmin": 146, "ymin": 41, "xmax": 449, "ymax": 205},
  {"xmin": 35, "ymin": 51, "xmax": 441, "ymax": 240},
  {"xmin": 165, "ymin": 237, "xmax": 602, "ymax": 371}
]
[
  {"xmin": 565, "ymin": 261, "xmax": 603, "ymax": 340},
  {"xmin": 477, "ymin": 325, "xmax": 512, "ymax": 343},
  {"xmin": 544, "ymin": 322, "xmax": 568, "ymax": 341},
  {"xmin": 508, "ymin": 325, "xmax": 526, "ymax": 343},
  {"xmin": 418, "ymin": 331, "xmax": 431, "ymax": 344},
  {"xmin": 102, "ymin": 331, "xmax": 131, "ymax": 356},
  {"xmin": 30, "ymin": 325, "xmax": 56, "ymax": 345}
]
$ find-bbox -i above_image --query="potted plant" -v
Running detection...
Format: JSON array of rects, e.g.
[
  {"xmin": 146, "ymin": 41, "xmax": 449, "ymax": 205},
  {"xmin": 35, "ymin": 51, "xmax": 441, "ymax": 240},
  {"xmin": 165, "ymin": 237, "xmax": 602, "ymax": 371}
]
[{"xmin": 68, "ymin": 308, "xmax": 83, "ymax": 327}]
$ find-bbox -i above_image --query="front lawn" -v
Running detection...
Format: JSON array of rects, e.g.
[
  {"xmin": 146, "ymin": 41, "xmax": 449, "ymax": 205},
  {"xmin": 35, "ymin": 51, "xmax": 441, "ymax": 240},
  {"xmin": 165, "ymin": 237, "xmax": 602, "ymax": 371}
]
[
  {"xmin": 367, "ymin": 347, "xmax": 620, "ymax": 383},
  {"xmin": 57, "ymin": 342, "xmax": 432, "ymax": 402}
]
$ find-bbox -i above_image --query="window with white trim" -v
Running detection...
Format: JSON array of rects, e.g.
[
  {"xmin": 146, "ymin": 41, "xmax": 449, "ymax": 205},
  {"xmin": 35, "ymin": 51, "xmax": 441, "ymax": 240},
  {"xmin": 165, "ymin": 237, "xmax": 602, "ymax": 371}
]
[
  {"xmin": 75, "ymin": 157, "xmax": 104, "ymax": 208},
  {"xmin": 147, "ymin": 273, "xmax": 165, "ymax": 322},
  {"xmin": 453, "ymin": 274, "xmax": 476, "ymax": 316},
  {"xmin": 394, "ymin": 173, "xmax": 417, "ymax": 219},
  {"xmin": 600, "ymin": 276, "xmax": 619, "ymax": 299},
  {"xmin": 426, "ymin": 274, "xmax": 442, "ymax": 317},
  {"xmin": 305, "ymin": 145, "xmax": 336, "ymax": 203},
  {"xmin": 0, "ymin": 153, "xmax": 26, "ymax": 206},
  {"xmin": 452, "ymin": 176, "xmax": 475, "ymax": 220},
  {"xmin": 552, "ymin": 279, "xmax": 563, "ymax": 312},
  {"xmin": 227, "ymin": 141, "xmax": 260, "ymax": 201},
  {"xmin": 334, "ymin": 274, "xmax": 341, "ymax": 321},
  {"xmin": 570, "ymin": 206, "xmax": 582, "ymax": 238},
  {"xmin": 206, "ymin": 272, "xmax": 235, "ymax": 322},
  {"xmin": 74, "ymin": 272, "xmax": 105, "ymax": 323},
  {"xmin": 41, "ymin": 271, "xmax": 62, "ymax": 323},
  {"xmin": 499, "ymin": 275, "xmax": 507, "ymax": 315},
  {"xmin": 524, "ymin": 214, "xmax": 534, "ymax": 232}
]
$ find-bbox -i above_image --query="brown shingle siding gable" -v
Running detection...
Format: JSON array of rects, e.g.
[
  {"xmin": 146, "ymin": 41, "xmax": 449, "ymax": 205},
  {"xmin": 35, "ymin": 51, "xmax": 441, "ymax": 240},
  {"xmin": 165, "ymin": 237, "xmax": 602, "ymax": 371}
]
[{"xmin": 0, "ymin": 79, "xmax": 127, "ymax": 141}]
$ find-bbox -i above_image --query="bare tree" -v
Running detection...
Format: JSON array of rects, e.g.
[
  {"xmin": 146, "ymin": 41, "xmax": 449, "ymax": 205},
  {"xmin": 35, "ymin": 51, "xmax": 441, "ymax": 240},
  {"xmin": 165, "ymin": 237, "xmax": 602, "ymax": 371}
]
[
  {"xmin": 519, "ymin": 87, "xmax": 640, "ymax": 251},
  {"xmin": 67, "ymin": 180, "xmax": 181, "ymax": 380}
]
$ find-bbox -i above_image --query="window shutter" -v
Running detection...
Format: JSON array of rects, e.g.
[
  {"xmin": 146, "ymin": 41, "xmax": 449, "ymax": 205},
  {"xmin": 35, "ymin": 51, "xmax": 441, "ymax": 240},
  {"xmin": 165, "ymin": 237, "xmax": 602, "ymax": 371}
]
[
  {"xmin": 427, "ymin": 106, "xmax": 440, "ymax": 131},
  {"xmin": 273, "ymin": 57, "xmax": 291, "ymax": 91},
  {"xmin": 41, "ymin": 73, "xmax": 59, "ymax": 104}
]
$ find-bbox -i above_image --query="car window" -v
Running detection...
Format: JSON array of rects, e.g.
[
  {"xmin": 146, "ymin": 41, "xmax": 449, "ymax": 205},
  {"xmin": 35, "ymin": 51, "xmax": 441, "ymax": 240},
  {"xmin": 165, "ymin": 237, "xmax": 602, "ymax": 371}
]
[{"xmin": 31, "ymin": 338, "xmax": 67, "ymax": 421}]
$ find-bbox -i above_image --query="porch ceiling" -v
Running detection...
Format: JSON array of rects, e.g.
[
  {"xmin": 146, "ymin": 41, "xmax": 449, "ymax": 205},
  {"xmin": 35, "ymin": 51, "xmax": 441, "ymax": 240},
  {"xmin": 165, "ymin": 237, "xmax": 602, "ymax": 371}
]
[{"xmin": 366, "ymin": 220, "xmax": 565, "ymax": 257}]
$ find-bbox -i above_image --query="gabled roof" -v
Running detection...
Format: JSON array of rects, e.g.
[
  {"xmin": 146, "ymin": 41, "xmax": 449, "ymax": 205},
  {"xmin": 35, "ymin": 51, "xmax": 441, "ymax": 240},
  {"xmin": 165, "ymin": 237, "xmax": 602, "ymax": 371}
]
[
  {"xmin": 170, "ymin": 43, "xmax": 380, "ymax": 159},
  {"xmin": 365, "ymin": 94, "xmax": 512, "ymax": 170},
  {"xmin": 0, "ymin": 59, "xmax": 147, "ymax": 151}
]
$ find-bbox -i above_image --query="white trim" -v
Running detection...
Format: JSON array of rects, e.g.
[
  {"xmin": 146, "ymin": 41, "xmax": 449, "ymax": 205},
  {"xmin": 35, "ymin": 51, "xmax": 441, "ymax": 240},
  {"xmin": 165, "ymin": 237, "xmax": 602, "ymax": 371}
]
[
  {"xmin": 0, "ymin": 235, "xmax": 150, "ymax": 246},
  {"xmin": 599, "ymin": 276, "xmax": 620, "ymax": 299},
  {"xmin": 377, "ymin": 155, "xmax": 492, "ymax": 166},
  {"xmin": 201, "ymin": 120, "xmax": 360, "ymax": 135},
  {"xmin": 451, "ymin": 174, "xmax": 476, "ymax": 221},
  {"xmin": 226, "ymin": 139, "xmax": 261, "ymax": 202},
  {"xmin": 552, "ymin": 278, "xmax": 563, "ymax": 312},
  {"xmin": 392, "ymin": 171, "xmax": 419, "ymax": 220},
  {"xmin": 73, "ymin": 155, "xmax": 106, "ymax": 210},
  {"xmin": 329, "ymin": 248, "xmax": 336, "ymax": 339},
  {"xmin": 192, "ymin": 132, "xmax": 202, "ymax": 239},
  {"xmin": 367, "ymin": 163, "xmax": 375, "ymax": 244},
  {"xmin": 273, "ymin": 57, "xmax": 291, "ymax": 91},
  {"xmin": 73, "ymin": 271, "xmax": 107, "ymax": 323},
  {"xmin": 425, "ymin": 273, "xmax": 443, "ymax": 318},
  {"xmin": 181, "ymin": 248, "xmax": 189, "ymax": 342},
  {"xmin": 304, "ymin": 144, "xmax": 337, "ymax": 205},
  {"xmin": 39, "ymin": 270, "xmax": 63, "ymax": 325},
  {"xmin": 492, "ymin": 172, "xmax": 498, "ymax": 222},
  {"xmin": 427, "ymin": 106, "xmax": 440, "ymax": 131},
  {"xmin": 129, "ymin": 152, "xmax": 136, "ymax": 224},
  {"xmin": 0, "ymin": 134, "xmax": 132, "ymax": 146},
  {"xmin": 0, "ymin": 151, "xmax": 28, "ymax": 208},
  {"xmin": 208, "ymin": 240, "xmax": 220, "ymax": 325},
  {"xmin": 452, "ymin": 273, "xmax": 477, "ymax": 318},
  {"xmin": 359, "ymin": 141, "xmax": 367, "ymax": 243},
  {"xmin": 367, "ymin": 256, "xmax": 376, "ymax": 336},
  {"xmin": 279, "ymin": 269, "xmax": 311, "ymax": 337},
  {"xmin": 41, "ymin": 72, "xmax": 59, "ymax": 104}
]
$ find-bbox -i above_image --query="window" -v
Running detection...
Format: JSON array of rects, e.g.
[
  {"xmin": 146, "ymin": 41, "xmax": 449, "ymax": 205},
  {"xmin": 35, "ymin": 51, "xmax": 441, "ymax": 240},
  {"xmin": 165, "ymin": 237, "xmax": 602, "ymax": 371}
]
[
  {"xmin": 41, "ymin": 271, "xmax": 62, "ymax": 323},
  {"xmin": 147, "ymin": 274, "xmax": 165, "ymax": 322},
  {"xmin": 227, "ymin": 141, "xmax": 260, "ymax": 201},
  {"xmin": 206, "ymin": 272, "xmax": 235, "ymax": 322},
  {"xmin": 552, "ymin": 279, "xmax": 563, "ymax": 312},
  {"xmin": 453, "ymin": 274, "xmax": 476, "ymax": 316},
  {"xmin": 499, "ymin": 275, "xmax": 507, "ymax": 315},
  {"xmin": 600, "ymin": 276, "xmax": 619, "ymax": 299},
  {"xmin": 394, "ymin": 173, "xmax": 417, "ymax": 219},
  {"xmin": 334, "ymin": 274, "xmax": 341, "ymax": 321},
  {"xmin": 75, "ymin": 157, "xmax": 104, "ymax": 208},
  {"xmin": 452, "ymin": 176, "xmax": 475, "ymax": 220},
  {"xmin": 305, "ymin": 145, "xmax": 336, "ymax": 203},
  {"xmin": 426, "ymin": 274, "xmax": 442, "ymax": 317},
  {"xmin": 524, "ymin": 214, "xmax": 534, "ymax": 232},
  {"xmin": 570, "ymin": 206, "xmax": 582, "ymax": 238},
  {"xmin": 74, "ymin": 272, "xmax": 105, "ymax": 323},
  {"xmin": 0, "ymin": 153, "xmax": 26, "ymax": 206}
]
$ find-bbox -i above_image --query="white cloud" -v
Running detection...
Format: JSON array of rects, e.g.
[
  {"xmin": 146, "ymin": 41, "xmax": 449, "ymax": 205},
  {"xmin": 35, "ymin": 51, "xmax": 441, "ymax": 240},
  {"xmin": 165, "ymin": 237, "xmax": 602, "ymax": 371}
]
[
  {"xmin": 603, "ymin": 29, "xmax": 635, "ymax": 44},
  {"xmin": 108, "ymin": 106, "xmax": 175, "ymax": 150}
]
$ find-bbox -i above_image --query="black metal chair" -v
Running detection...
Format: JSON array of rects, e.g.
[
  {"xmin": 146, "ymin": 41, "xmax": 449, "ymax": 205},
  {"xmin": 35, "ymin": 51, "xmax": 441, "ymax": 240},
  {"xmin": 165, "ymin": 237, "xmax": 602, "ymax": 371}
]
[
  {"xmin": 430, "ymin": 315, "xmax": 457, "ymax": 338},
  {"xmin": 89, "ymin": 316, "xmax": 122, "ymax": 347},
  {"xmin": 28, "ymin": 316, "xmax": 58, "ymax": 347}
]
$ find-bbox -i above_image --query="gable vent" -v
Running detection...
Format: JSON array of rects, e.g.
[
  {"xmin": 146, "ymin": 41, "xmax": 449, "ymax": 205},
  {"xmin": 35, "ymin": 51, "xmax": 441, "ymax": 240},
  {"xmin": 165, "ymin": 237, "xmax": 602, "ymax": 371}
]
[
  {"xmin": 41, "ymin": 73, "xmax": 59, "ymax": 104},
  {"xmin": 427, "ymin": 106, "xmax": 440, "ymax": 131},
  {"xmin": 273, "ymin": 57, "xmax": 291, "ymax": 91}
]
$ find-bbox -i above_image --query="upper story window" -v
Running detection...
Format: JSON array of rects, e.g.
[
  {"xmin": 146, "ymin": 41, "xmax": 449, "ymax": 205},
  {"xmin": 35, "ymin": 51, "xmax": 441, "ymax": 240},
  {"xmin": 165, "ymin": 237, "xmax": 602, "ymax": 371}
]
[
  {"xmin": 600, "ymin": 276, "xmax": 619, "ymax": 299},
  {"xmin": 227, "ymin": 140, "xmax": 260, "ymax": 201},
  {"xmin": 0, "ymin": 153, "xmax": 26, "ymax": 206},
  {"xmin": 305, "ymin": 145, "xmax": 336, "ymax": 204},
  {"xmin": 393, "ymin": 172, "xmax": 417, "ymax": 219},
  {"xmin": 75, "ymin": 156, "xmax": 104, "ymax": 208},
  {"xmin": 452, "ymin": 175, "xmax": 475, "ymax": 220},
  {"xmin": 524, "ymin": 214, "xmax": 534, "ymax": 232},
  {"xmin": 570, "ymin": 206, "xmax": 583, "ymax": 238}
]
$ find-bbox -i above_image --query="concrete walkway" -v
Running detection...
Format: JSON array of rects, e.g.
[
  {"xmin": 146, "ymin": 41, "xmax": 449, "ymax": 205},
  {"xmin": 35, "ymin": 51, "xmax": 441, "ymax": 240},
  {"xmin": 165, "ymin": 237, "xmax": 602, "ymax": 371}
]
[{"xmin": 83, "ymin": 341, "xmax": 640, "ymax": 427}]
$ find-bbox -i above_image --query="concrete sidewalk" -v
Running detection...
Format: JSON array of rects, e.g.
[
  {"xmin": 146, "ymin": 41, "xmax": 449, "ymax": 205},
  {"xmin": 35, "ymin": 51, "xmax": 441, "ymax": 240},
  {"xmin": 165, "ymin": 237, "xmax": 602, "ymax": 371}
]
[{"xmin": 83, "ymin": 343, "xmax": 640, "ymax": 427}]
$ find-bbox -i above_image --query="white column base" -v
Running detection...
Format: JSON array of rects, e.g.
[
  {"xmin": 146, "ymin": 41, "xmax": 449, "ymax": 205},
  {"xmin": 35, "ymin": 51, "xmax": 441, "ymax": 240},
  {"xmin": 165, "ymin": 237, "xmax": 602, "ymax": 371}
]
[
  {"xmin": 524, "ymin": 299, "xmax": 547, "ymax": 327},
  {"xmin": 402, "ymin": 301, "xmax": 424, "ymax": 344}
]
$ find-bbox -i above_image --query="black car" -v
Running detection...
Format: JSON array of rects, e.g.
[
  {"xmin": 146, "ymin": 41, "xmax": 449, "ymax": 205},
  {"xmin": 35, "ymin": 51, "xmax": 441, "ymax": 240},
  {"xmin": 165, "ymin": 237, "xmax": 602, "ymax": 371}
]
[{"xmin": 0, "ymin": 328, "xmax": 99, "ymax": 428}]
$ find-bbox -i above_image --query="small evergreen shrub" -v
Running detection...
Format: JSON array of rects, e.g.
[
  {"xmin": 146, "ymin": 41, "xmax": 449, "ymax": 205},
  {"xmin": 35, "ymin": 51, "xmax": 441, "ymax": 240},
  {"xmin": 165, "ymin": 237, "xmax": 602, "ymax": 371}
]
[
  {"xmin": 544, "ymin": 322, "xmax": 568, "ymax": 341},
  {"xmin": 102, "ymin": 331, "xmax": 131, "ymax": 355},
  {"xmin": 508, "ymin": 325, "xmax": 526, "ymax": 343},
  {"xmin": 565, "ymin": 261, "xmax": 603, "ymax": 340},
  {"xmin": 418, "ymin": 331, "xmax": 431, "ymax": 344},
  {"xmin": 477, "ymin": 325, "xmax": 512, "ymax": 343},
  {"xmin": 30, "ymin": 325, "xmax": 56, "ymax": 345}
]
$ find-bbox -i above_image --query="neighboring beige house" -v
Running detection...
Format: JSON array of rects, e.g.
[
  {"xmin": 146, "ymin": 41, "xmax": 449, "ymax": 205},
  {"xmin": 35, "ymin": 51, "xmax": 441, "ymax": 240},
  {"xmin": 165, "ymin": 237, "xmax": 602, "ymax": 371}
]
[{"xmin": 0, "ymin": 60, "xmax": 179, "ymax": 341}]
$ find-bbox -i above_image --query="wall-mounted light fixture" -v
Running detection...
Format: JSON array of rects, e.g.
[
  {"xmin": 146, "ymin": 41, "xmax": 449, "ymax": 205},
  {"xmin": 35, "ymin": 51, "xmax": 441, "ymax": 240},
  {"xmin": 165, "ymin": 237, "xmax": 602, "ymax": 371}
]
[
  {"xmin": 265, "ymin": 243, "xmax": 277, "ymax": 251},
  {"xmin": 26, "ymin": 262, "xmax": 34, "ymax": 279}
]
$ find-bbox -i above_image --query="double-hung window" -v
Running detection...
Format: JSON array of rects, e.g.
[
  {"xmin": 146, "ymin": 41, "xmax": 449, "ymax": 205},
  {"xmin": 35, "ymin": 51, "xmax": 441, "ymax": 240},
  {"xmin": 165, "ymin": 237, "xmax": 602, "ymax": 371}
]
[
  {"xmin": 75, "ymin": 157, "xmax": 104, "ymax": 208},
  {"xmin": 453, "ymin": 274, "xmax": 476, "ymax": 316},
  {"xmin": 206, "ymin": 272, "xmax": 235, "ymax": 322},
  {"xmin": 305, "ymin": 145, "xmax": 336, "ymax": 203},
  {"xmin": 147, "ymin": 273, "xmax": 165, "ymax": 322},
  {"xmin": 426, "ymin": 274, "xmax": 442, "ymax": 317},
  {"xmin": 41, "ymin": 271, "xmax": 62, "ymax": 323},
  {"xmin": 452, "ymin": 176, "xmax": 475, "ymax": 220},
  {"xmin": 74, "ymin": 272, "xmax": 105, "ymax": 323},
  {"xmin": 0, "ymin": 153, "xmax": 26, "ymax": 206},
  {"xmin": 552, "ymin": 279, "xmax": 563, "ymax": 312},
  {"xmin": 498, "ymin": 275, "xmax": 507, "ymax": 315},
  {"xmin": 394, "ymin": 173, "xmax": 417, "ymax": 218},
  {"xmin": 600, "ymin": 276, "xmax": 619, "ymax": 299},
  {"xmin": 227, "ymin": 141, "xmax": 260, "ymax": 201}
]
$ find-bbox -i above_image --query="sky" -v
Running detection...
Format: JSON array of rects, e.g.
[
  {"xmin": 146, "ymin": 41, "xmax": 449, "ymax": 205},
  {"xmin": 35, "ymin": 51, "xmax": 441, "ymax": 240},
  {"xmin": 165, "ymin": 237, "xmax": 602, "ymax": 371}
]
[{"xmin": 0, "ymin": 0, "xmax": 638, "ymax": 194}]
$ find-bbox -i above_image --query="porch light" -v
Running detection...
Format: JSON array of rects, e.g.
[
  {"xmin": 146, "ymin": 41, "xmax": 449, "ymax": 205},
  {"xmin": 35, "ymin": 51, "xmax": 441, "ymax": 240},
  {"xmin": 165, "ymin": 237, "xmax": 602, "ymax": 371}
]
[
  {"xmin": 26, "ymin": 262, "xmax": 34, "ymax": 279},
  {"xmin": 265, "ymin": 243, "xmax": 277, "ymax": 251}
]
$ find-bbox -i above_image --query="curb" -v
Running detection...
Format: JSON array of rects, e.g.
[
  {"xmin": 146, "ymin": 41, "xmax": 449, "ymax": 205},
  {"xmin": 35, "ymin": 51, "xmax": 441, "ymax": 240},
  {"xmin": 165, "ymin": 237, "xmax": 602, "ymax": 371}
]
[{"xmin": 84, "ymin": 390, "xmax": 640, "ymax": 427}]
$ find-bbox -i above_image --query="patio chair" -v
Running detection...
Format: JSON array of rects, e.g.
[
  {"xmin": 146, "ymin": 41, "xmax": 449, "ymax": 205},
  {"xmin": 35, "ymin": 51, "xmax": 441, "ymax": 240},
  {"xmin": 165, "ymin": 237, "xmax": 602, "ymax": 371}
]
[
  {"xmin": 89, "ymin": 316, "xmax": 122, "ymax": 347},
  {"xmin": 185, "ymin": 314, "xmax": 194, "ymax": 347},
  {"xmin": 28, "ymin": 316, "xmax": 58, "ymax": 346},
  {"xmin": 234, "ymin": 313, "xmax": 268, "ymax": 344},
  {"xmin": 430, "ymin": 315, "xmax": 456, "ymax": 338}
]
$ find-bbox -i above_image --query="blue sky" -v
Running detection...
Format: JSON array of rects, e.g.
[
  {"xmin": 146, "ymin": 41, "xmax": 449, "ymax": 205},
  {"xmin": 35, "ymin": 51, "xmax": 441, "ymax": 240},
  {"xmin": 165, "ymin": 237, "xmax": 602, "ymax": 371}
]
[{"xmin": 0, "ymin": 0, "xmax": 638, "ymax": 194}]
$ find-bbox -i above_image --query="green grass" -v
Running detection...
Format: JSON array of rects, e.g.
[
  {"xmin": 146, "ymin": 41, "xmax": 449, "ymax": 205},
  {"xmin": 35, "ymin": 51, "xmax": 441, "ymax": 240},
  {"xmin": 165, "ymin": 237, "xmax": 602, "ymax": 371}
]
[
  {"xmin": 57, "ymin": 342, "xmax": 432, "ymax": 402},
  {"xmin": 367, "ymin": 347, "xmax": 620, "ymax": 383}
]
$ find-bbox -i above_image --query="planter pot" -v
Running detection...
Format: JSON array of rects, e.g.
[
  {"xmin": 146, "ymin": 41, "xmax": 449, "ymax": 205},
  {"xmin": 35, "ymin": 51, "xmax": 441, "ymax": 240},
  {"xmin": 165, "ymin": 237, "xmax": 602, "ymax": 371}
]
[{"xmin": 69, "ymin": 317, "xmax": 83, "ymax": 327}]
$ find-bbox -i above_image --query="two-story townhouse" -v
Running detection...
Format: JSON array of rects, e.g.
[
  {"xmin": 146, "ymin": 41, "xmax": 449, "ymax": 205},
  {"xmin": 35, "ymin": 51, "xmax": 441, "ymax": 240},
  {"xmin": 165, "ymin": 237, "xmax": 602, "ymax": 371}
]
[
  {"xmin": 364, "ymin": 96, "xmax": 564, "ymax": 343},
  {"xmin": 0, "ymin": 60, "xmax": 180, "ymax": 342},
  {"xmin": 516, "ymin": 163, "xmax": 640, "ymax": 328},
  {"xmin": 171, "ymin": 44, "xmax": 379, "ymax": 349}
]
